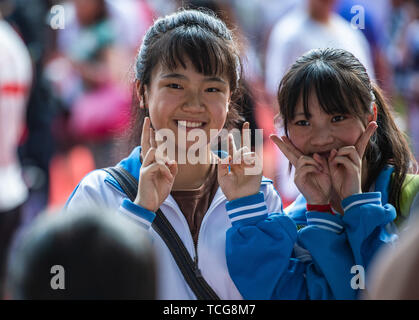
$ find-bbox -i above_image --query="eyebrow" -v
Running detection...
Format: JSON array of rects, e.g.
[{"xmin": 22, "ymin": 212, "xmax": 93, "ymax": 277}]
[
  {"xmin": 294, "ymin": 112, "xmax": 310, "ymax": 117},
  {"xmin": 160, "ymin": 73, "xmax": 227, "ymax": 84},
  {"xmin": 161, "ymin": 73, "xmax": 187, "ymax": 80}
]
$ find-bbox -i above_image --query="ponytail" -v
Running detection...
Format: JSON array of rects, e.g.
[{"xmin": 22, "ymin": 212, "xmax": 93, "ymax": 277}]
[{"xmin": 364, "ymin": 84, "xmax": 417, "ymax": 218}]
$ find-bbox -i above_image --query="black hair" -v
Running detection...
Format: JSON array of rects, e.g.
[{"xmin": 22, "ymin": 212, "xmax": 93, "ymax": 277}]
[{"xmin": 6, "ymin": 208, "xmax": 156, "ymax": 299}]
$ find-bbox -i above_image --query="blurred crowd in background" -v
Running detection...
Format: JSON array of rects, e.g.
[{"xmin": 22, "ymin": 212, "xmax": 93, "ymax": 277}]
[{"xmin": 0, "ymin": 0, "xmax": 418, "ymax": 274}]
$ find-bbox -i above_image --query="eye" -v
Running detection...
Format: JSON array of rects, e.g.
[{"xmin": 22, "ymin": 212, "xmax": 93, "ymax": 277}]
[
  {"xmin": 295, "ymin": 120, "xmax": 310, "ymax": 126},
  {"xmin": 331, "ymin": 115, "xmax": 346, "ymax": 122},
  {"xmin": 167, "ymin": 83, "xmax": 182, "ymax": 89},
  {"xmin": 205, "ymin": 87, "xmax": 221, "ymax": 93}
]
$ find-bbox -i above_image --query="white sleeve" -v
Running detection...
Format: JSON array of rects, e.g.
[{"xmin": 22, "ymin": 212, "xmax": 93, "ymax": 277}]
[
  {"xmin": 64, "ymin": 170, "xmax": 125, "ymax": 214},
  {"xmin": 263, "ymin": 182, "xmax": 283, "ymax": 214}
]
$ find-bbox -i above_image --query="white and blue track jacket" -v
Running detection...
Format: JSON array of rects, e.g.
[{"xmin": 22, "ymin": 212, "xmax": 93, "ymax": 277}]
[
  {"xmin": 226, "ymin": 166, "xmax": 398, "ymax": 299},
  {"xmin": 65, "ymin": 146, "xmax": 285, "ymax": 300}
]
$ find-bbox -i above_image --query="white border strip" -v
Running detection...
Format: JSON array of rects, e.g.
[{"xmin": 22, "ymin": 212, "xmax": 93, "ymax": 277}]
[
  {"xmin": 230, "ymin": 210, "xmax": 268, "ymax": 223},
  {"xmin": 343, "ymin": 197, "xmax": 381, "ymax": 212},
  {"xmin": 227, "ymin": 202, "xmax": 266, "ymax": 215},
  {"xmin": 313, "ymin": 225, "xmax": 341, "ymax": 233},
  {"xmin": 307, "ymin": 218, "xmax": 343, "ymax": 230}
]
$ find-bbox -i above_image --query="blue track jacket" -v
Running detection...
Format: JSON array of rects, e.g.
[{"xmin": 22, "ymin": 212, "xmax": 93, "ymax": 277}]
[{"xmin": 226, "ymin": 166, "xmax": 398, "ymax": 299}]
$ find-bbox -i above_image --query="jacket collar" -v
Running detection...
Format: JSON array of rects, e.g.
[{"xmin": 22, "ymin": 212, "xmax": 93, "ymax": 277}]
[
  {"xmin": 117, "ymin": 146, "xmax": 142, "ymax": 181},
  {"xmin": 372, "ymin": 165, "xmax": 394, "ymax": 205}
]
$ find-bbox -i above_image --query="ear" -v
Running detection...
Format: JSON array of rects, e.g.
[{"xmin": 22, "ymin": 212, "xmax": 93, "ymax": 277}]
[
  {"xmin": 135, "ymin": 81, "xmax": 144, "ymax": 108},
  {"xmin": 136, "ymin": 81, "xmax": 149, "ymax": 109},
  {"xmin": 367, "ymin": 102, "xmax": 378, "ymax": 122}
]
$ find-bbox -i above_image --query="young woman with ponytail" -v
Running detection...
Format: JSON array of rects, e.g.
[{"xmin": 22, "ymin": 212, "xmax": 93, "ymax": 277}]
[{"xmin": 226, "ymin": 48, "xmax": 419, "ymax": 299}]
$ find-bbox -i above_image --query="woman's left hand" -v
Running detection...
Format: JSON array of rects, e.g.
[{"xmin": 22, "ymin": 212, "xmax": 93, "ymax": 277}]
[
  {"xmin": 328, "ymin": 121, "xmax": 378, "ymax": 200},
  {"xmin": 218, "ymin": 122, "xmax": 263, "ymax": 201}
]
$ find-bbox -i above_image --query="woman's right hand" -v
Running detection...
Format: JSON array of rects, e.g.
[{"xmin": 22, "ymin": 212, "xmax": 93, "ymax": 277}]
[
  {"xmin": 135, "ymin": 117, "xmax": 178, "ymax": 212},
  {"xmin": 270, "ymin": 135, "xmax": 332, "ymax": 204}
]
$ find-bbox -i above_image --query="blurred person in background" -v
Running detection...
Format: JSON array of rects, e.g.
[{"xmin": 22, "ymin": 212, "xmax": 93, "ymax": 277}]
[
  {"xmin": 264, "ymin": 0, "xmax": 375, "ymax": 207},
  {"xmin": 106, "ymin": 0, "xmax": 154, "ymax": 52},
  {"xmin": 265, "ymin": 0, "xmax": 375, "ymax": 95},
  {"xmin": 46, "ymin": 0, "xmax": 131, "ymax": 168},
  {"xmin": 44, "ymin": 0, "xmax": 155, "ymax": 209},
  {"xmin": 3, "ymin": 0, "xmax": 58, "ymax": 224},
  {"xmin": 0, "ymin": 11, "xmax": 32, "ymax": 297},
  {"xmin": 385, "ymin": 0, "xmax": 419, "ymax": 161},
  {"xmin": 5, "ymin": 208, "xmax": 156, "ymax": 299},
  {"xmin": 335, "ymin": 0, "xmax": 394, "ymax": 94},
  {"xmin": 234, "ymin": 0, "xmax": 304, "ymax": 76},
  {"xmin": 402, "ymin": 0, "xmax": 419, "ymax": 161}
]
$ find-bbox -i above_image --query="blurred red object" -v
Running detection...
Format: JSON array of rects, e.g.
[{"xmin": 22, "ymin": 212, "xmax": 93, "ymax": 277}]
[
  {"xmin": 48, "ymin": 145, "xmax": 95, "ymax": 209},
  {"xmin": 69, "ymin": 83, "xmax": 131, "ymax": 141}
]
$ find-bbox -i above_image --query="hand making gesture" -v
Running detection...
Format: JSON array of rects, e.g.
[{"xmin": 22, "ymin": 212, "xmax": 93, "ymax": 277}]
[
  {"xmin": 134, "ymin": 117, "xmax": 178, "ymax": 212},
  {"xmin": 218, "ymin": 122, "xmax": 263, "ymax": 201},
  {"xmin": 328, "ymin": 121, "xmax": 378, "ymax": 200},
  {"xmin": 270, "ymin": 134, "xmax": 332, "ymax": 205}
]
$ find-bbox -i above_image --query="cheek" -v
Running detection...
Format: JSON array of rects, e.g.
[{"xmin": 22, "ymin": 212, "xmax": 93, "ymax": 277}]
[
  {"xmin": 148, "ymin": 97, "xmax": 176, "ymax": 129},
  {"xmin": 334, "ymin": 124, "xmax": 364, "ymax": 147},
  {"xmin": 340, "ymin": 132, "xmax": 362, "ymax": 147},
  {"xmin": 288, "ymin": 128, "xmax": 307, "ymax": 151},
  {"xmin": 210, "ymin": 102, "xmax": 229, "ymax": 129}
]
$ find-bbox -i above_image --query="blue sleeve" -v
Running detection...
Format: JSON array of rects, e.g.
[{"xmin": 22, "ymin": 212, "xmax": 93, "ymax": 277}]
[
  {"xmin": 225, "ymin": 192, "xmax": 306, "ymax": 299},
  {"xmin": 118, "ymin": 198, "xmax": 156, "ymax": 230},
  {"xmin": 297, "ymin": 211, "xmax": 356, "ymax": 299},
  {"xmin": 341, "ymin": 192, "xmax": 397, "ymax": 270},
  {"xmin": 297, "ymin": 193, "xmax": 398, "ymax": 300},
  {"xmin": 304, "ymin": 261, "xmax": 334, "ymax": 299}
]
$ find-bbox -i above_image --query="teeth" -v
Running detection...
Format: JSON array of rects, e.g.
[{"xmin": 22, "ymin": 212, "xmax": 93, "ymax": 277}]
[{"xmin": 177, "ymin": 120, "xmax": 203, "ymax": 128}]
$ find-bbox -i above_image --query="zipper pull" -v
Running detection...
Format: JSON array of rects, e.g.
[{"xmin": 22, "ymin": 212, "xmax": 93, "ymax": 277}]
[{"xmin": 193, "ymin": 256, "xmax": 202, "ymax": 278}]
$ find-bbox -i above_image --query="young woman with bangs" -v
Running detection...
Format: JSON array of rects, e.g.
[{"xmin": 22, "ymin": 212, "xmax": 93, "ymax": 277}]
[{"xmin": 226, "ymin": 48, "xmax": 418, "ymax": 299}]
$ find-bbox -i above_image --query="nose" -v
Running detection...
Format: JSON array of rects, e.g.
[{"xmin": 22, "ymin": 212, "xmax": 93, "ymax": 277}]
[
  {"xmin": 310, "ymin": 125, "xmax": 334, "ymax": 147},
  {"xmin": 182, "ymin": 91, "xmax": 205, "ymax": 112}
]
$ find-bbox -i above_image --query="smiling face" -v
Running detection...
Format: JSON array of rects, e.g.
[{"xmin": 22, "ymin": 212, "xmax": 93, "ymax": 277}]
[
  {"xmin": 288, "ymin": 92, "xmax": 368, "ymax": 158},
  {"xmin": 142, "ymin": 58, "xmax": 231, "ymax": 151}
]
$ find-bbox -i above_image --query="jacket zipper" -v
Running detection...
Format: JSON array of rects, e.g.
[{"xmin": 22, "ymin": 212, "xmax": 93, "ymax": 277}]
[
  {"xmin": 193, "ymin": 188, "xmax": 226, "ymax": 272},
  {"xmin": 107, "ymin": 179, "xmax": 225, "ymax": 282}
]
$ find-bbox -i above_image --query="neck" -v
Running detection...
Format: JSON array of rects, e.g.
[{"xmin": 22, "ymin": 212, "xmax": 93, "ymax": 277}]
[
  {"xmin": 308, "ymin": 7, "xmax": 331, "ymax": 24},
  {"xmin": 172, "ymin": 147, "xmax": 214, "ymax": 190}
]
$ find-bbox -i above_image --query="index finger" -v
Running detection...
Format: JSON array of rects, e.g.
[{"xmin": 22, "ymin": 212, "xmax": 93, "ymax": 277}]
[
  {"xmin": 150, "ymin": 127, "xmax": 157, "ymax": 149},
  {"xmin": 141, "ymin": 117, "xmax": 151, "ymax": 160},
  {"xmin": 242, "ymin": 122, "xmax": 251, "ymax": 150},
  {"xmin": 228, "ymin": 133, "xmax": 237, "ymax": 158},
  {"xmin": 355, "ymin": 121, "xmax": 378, "ymax": 158},
  {"xmin": 270, "ymin": 134, "xmax": 302, "ymax": 167}
]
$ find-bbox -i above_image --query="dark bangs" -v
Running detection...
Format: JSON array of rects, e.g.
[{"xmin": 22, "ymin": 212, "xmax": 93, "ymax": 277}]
[
  {"xmin": 150, "ymin": 25, "xmax": 239, "ymax": 92},
  {"xmin": 279, "ymin": 53, "xmax": 371, "ymax": 133}
]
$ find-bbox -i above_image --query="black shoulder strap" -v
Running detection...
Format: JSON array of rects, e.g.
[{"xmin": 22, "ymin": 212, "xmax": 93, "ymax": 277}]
[{"xmin": 103, "ymin": 166, "xmax": 220, "ymax": 300}]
